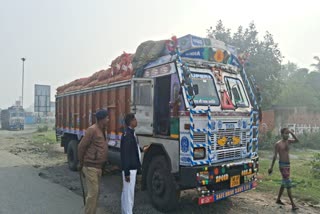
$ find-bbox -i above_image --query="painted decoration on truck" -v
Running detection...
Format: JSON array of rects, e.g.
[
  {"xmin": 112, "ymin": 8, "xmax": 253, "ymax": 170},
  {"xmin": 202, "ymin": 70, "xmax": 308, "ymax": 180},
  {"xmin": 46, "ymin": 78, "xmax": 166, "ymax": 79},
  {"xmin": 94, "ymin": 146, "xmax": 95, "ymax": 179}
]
[
  {"xmin": 89, "ymin": 110, "xmax": 92, "ymax": 125},
  {"xmin": 213, "ymin": 49, "xmax": 224, "ymax": 63},
  {"xmin": 227, "ymin": 54, "xmax": 240, "ymax": 67},
  {"xmin": 144, "ymin": 55, "xmax": 174, "ymax": 69},
  {"xmin": 178, "ymin": 34, "xmax": 205, "ymax": 51},
  {"xmin": 210, "ymin": 48, "xmax": 230, "ymax": 64},
  {"xmin": 191, "ymin": 36, "xmax": 204, "ymax": 46},
  {"xmin": 179, "ymin": 47, "xmax": 235, "ymax": 66},
  {"xmin": 108, "ymin": 140, "xmax": 120, "ymax": 148},
  {"xmin": 180, "ymin": 156, "xmax": 191, "ymax": 164},
  {"xmin": 180, "ymin": 134, "xmax": 192, "ymax": 166},
  {"xmin": 143, "ymin": 63, "xmax": 174, "ymax": 78},
  {"xmin": 225, "ymin": 123, "xmax": 235, "ymax": 129},
  {"xmin": 181, "ymin": 136, "xmax": 189, "ymax": 153},
  {"xmin": 180, "ymin": 48, "xmax": 212, "ymax": 60},
  {"xmin": 211, "ymin": 121, "xmax": 216, "ymax": 130}
]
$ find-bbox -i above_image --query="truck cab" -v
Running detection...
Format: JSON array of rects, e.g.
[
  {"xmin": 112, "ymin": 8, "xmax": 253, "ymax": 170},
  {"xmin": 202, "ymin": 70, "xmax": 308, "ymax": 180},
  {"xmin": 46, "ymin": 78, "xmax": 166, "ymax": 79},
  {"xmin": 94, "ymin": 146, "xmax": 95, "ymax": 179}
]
[
  {"xmin": 1, "ymin": 106, "xmax": 25, "ymax": 130},
  {"xmin": 127, "ymin": 41, "xmax": 260, "ymax": 210}
]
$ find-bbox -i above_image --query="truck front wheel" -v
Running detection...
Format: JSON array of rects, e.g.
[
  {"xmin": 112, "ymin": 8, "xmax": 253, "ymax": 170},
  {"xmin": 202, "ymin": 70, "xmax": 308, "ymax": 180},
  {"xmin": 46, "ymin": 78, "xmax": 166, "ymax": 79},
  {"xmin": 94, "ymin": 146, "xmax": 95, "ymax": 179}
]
[
  {"xmin": 67, "ymin": 140, "xmax": 79, "ymax": 171},
  {"xmin": 147, "ymin": 156, "xmax": 180, "ymax": 212}
]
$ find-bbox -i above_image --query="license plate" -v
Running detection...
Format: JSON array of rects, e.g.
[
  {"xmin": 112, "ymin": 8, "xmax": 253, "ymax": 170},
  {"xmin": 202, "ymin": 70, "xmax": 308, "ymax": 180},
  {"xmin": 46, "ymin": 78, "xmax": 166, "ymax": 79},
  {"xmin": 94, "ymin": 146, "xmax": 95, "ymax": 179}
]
[{"xmin": 230, "ymin": 175, "xmax": 240, "ymax": 188}]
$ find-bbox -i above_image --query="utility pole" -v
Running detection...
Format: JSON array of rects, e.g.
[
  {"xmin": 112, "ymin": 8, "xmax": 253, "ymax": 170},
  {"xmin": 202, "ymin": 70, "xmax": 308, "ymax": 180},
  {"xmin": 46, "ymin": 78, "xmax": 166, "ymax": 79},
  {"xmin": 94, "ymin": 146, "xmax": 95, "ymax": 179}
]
[{"xmin": 21, "ymin": 58, "xmax": 26, "ymax": 108}]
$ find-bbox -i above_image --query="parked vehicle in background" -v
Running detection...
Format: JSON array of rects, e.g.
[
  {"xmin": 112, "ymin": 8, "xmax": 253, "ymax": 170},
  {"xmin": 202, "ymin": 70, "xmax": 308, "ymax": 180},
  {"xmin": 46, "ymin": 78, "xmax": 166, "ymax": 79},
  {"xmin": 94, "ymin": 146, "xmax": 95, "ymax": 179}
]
[
  {"xmin": 56, "ymin": 34, "xmax": 261, "ymax": 211},
  {"xmin": 1, "ymin": 106, "xmax": 25, "ymax": 130}
]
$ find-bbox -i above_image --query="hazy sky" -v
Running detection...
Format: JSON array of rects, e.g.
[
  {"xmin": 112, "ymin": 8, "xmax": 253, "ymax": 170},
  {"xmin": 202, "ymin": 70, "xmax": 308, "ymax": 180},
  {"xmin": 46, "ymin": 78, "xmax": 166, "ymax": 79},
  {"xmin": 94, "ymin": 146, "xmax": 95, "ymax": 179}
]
[{"xmin": 1, "ymin": 0, "xmax": 319, "ymax": 109}]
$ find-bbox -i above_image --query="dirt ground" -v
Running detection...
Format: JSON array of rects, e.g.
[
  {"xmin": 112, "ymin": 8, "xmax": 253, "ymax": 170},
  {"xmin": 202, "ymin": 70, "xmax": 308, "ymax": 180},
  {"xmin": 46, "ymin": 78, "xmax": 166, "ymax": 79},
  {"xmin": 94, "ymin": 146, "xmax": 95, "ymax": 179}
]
[{"xmin": 0, "ymin": 125, "xmax": 319, "ymax": 214}]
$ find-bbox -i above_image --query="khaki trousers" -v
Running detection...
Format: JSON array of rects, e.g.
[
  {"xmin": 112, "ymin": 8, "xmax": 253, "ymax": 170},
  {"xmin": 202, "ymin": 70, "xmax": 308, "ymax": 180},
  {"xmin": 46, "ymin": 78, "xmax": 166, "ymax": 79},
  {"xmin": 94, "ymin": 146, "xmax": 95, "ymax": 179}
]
[{"xmin": 82, "ymin": 166, "xmax": 102, "ymax": 214}]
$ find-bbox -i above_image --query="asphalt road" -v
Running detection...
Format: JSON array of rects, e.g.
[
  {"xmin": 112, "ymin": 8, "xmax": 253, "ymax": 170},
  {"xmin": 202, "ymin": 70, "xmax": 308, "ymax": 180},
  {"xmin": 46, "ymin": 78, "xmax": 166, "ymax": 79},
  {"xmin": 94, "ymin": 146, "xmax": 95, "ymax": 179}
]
[{"xmin": 0, "ymin": 150, "xmax": 83, "ymax": 214}]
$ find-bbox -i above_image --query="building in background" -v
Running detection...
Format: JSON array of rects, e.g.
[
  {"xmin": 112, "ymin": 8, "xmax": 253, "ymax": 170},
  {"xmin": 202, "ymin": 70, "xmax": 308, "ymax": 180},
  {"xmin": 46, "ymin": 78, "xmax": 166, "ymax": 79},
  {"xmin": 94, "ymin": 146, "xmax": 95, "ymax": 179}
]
[{"xmin": 260, "ymin": 106, "xmax": 320, "ymax": 135}]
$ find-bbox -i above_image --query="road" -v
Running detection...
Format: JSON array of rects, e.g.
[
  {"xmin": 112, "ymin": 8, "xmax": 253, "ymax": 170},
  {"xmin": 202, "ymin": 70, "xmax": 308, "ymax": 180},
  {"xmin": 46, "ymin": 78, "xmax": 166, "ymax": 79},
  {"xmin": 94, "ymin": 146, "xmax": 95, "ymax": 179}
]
[
  {"xmin": 0, "ymin": 125, "xmax": 319, "ymax": 214},
  {"xmin": 0, "ymin": 150, "xmax": 83, "ymax": 214}
]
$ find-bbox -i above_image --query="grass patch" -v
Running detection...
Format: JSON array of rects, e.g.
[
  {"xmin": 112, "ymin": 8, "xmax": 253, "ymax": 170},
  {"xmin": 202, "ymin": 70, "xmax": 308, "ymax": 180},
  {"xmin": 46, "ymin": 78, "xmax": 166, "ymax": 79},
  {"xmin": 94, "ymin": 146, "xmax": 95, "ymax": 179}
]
[
  {"xmin": 37, "ymin": 125, "xmax": 49, "ymax": 132},
  {"xmin": 32, "ymin": 130, "xmax": 57, "ymax": 145},
  {"xmin": 311, "ymin": 153, "xmax": 320, "ymax": 179},
  {"xmin": 257, "ymin": 149, "xmax": 320, "ymax": 205}
]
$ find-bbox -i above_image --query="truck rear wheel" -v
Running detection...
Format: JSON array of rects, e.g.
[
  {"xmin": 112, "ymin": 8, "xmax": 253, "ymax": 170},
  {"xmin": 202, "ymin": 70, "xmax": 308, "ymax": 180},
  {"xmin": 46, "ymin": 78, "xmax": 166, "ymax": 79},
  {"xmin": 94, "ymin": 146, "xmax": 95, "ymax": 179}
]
[
  {"xmin": 147, "ymin": 156, "xmax": 180, "ymax": 212},
  {"xmin": 67, "ymin": 140, "xmax": 79, "ymax": 171}
]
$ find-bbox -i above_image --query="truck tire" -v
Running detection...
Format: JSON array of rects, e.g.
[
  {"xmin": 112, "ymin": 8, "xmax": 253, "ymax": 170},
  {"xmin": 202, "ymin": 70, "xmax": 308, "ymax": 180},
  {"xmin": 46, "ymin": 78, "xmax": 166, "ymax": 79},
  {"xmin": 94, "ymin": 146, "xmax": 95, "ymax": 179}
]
[
  {"xmin": 147, "ymin": 156, "xmax": 180, "ymax": 212},
  {"xmin": 67, "ymin": 140, "xmax": 79, "ymax": 171}
]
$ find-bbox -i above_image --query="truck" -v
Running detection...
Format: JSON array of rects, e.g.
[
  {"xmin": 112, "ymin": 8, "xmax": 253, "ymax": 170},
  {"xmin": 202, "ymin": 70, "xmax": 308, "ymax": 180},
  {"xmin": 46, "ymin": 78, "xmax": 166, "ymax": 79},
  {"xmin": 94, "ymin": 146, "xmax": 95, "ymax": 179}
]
[
  {"xmin": 1, "ymin": 106, "xmax": 25, "ymax": 130},
  {"xmin": 56, "ymin": 34, "xmax": 260, "ymax": 211}
]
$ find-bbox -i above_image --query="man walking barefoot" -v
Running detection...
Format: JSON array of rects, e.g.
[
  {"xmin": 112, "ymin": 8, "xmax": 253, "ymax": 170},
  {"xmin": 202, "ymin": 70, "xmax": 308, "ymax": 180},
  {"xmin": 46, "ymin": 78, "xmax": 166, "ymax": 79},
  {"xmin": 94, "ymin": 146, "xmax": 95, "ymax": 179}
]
[{"xmin": 268, "ymin": 128, "xmax": 299, "ymax": 211}]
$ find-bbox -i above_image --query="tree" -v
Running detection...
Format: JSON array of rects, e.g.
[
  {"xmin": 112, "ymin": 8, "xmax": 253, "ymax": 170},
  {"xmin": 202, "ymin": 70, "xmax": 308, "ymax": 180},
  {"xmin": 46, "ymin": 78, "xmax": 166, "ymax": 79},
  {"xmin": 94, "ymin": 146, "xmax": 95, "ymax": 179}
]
[
  {"xmin": 311, "ymin": 56, "xmax": 320, "ymax": 72},
  {"xmin": 276, "ymin": 63, "xmax": 320, "ymax": 108},
  {"xmin": 247, "ymin": 31, "xmax": 283, "ymax": 107},
  {"xmin": 280, "ymin": 61, "xmax": 299, "ymax": 81},
  {"xmin": 208, "ymin": 20, "xmax": 232, "ymax": 44},
  {"xmin": 306, "ymin": 71, "xmax": 320, "ymax": 104},
  {"xmin": 207, "ymin": 21, "xmax": 283, "ymax": 108}
]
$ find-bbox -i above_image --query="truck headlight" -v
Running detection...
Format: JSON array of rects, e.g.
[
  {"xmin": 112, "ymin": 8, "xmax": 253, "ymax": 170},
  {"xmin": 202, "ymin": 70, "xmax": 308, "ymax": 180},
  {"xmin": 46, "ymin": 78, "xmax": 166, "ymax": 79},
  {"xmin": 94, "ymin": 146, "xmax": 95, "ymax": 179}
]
[{"xmin": 193, "ymin": 147, "xmax": 206, "ymax": 160}]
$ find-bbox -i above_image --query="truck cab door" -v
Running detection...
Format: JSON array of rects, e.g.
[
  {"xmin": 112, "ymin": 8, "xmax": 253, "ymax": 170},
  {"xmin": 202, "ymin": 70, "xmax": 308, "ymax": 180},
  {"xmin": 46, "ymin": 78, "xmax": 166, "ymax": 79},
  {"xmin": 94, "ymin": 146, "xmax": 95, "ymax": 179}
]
[{"xmin": 131, "ymin": 78, "xmax": 154, "ymax": 135}]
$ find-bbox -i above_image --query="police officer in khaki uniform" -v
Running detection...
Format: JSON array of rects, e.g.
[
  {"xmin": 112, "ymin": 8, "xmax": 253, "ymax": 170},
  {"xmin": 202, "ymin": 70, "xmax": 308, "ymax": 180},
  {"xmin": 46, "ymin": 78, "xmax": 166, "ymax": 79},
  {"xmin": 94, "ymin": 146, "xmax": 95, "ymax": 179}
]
[{"xmin": 78, "ymin": 109, "xmax": 108, "ymax": 214}]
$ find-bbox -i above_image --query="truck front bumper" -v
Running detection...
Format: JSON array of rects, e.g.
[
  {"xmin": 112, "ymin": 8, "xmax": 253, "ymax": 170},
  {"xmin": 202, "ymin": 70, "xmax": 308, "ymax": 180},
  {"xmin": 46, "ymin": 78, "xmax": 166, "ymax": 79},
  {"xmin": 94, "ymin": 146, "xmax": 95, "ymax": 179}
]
[
  {"xmin": 198, "ymin": 180, "xmax": 257, "ymax": 205},
  {"xmin": 179, "ymin": 158, "xmax": 259, "ymax": 189}
]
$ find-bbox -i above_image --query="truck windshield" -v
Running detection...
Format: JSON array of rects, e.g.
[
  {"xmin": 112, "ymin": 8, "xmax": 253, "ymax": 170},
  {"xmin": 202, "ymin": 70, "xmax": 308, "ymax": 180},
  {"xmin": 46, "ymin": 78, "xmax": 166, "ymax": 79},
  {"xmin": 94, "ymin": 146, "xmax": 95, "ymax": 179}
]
[
  {"xmin": 225, "ymin": 76, "xmax": 249, "ymax": 107},
  {"xmin": 191, "ymin": 73, "xmax": 219, "ymax": 105}
]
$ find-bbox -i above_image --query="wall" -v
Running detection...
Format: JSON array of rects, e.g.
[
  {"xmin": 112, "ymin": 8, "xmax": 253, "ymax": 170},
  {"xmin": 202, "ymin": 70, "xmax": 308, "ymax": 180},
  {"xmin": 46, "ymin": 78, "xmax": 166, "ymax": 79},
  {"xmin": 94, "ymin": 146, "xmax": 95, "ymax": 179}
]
[{"xmin": 260, "ymin": 106, "xmax": 320, "ymax": 135}]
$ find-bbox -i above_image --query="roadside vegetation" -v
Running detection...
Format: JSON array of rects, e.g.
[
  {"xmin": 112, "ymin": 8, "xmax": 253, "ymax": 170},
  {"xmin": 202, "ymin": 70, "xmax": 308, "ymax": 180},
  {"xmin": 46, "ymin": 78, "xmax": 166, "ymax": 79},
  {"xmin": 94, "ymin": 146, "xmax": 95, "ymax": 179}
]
[
  {"xmin": 258, "ymin": 131, "xmax": 320, "ymax": 205},
  {"xmin": 258, "ymin": 147, "xmax": 320, "ymax": 205},
  {"xmin": 260, "ymin": 131, "xmax": 320, "ymax": 150},
  {"xmin": 32, "ymin": 123, "xmax": 57, "ymax": 145}
]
